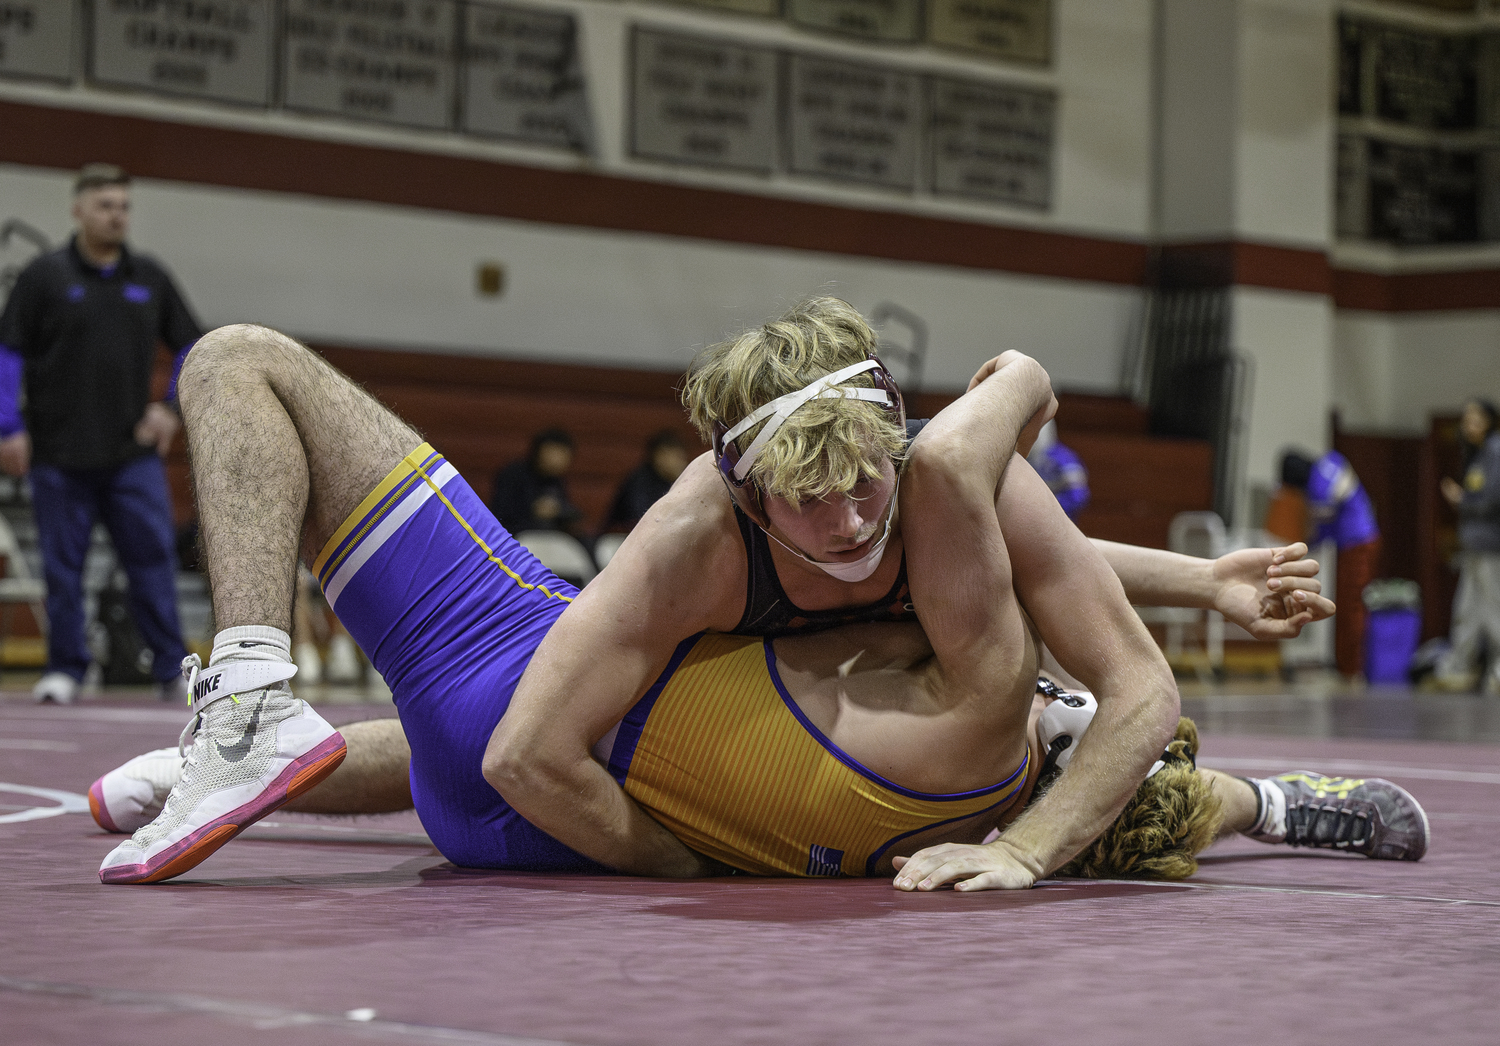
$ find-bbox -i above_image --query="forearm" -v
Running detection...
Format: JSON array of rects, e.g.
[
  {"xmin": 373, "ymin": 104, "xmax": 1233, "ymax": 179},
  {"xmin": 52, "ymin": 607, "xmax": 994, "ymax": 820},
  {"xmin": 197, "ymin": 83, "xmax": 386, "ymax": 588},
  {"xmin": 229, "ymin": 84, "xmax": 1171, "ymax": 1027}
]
[
  {"xmin": 491, "ymin": 751, "xmax": 715, "ymax": 877},
  {"xmin": 919, "ymin": 356, "xmax": 1053, "ymax": 482},
  {"xmin": 1093, "ymin": 540, "xmax": 1217, "ymax": 609},
  {"xmin": 997, "ymin": 657, "xmax": 1180, "ymax": 875}
]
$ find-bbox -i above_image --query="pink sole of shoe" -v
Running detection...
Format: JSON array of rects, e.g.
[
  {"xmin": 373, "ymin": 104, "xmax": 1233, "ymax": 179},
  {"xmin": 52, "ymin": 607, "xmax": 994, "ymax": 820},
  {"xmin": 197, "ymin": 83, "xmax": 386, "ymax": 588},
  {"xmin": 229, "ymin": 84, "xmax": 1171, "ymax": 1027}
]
[
  {"xmin": 99, "ymin": 733, "xmax": 347, "ymax": 885},
  {"xmin": 87, "ymin": 779, "xmax": 122, "ymax": 834}
]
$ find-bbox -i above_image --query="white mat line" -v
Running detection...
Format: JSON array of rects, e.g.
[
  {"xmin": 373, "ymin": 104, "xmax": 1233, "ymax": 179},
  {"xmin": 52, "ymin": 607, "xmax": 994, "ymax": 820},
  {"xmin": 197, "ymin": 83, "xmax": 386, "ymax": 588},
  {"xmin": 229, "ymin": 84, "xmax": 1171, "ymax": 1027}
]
[
  {"xmin": 0, "ymin": 976, "xmax": 589, "ymax": 1046},
  {"xmin": 0, "ymin": 737, "xmax": 78, "ymax": 751},
  {"xmin": 1053, "ymin": 878, "xmax": 1500, "ymax": 908},
  {"xmin": 0, "ymin": 783, "xmax": 89, "ymax": 824},
  {"xmin": 1201, "ymin": 758, "xmax": 1500, "ymax": 784},
  {"xmin": 0, "ymin": 706, "xmax": 188, "ymax": 724}
]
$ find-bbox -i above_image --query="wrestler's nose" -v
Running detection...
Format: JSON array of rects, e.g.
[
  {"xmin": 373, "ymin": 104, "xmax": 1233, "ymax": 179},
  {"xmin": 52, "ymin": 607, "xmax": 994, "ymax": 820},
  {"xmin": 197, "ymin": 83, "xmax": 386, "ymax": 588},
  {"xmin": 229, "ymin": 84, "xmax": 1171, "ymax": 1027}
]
[{"xmin": 828, "ymin": 496, "xmax": 865, "ymax": 542}]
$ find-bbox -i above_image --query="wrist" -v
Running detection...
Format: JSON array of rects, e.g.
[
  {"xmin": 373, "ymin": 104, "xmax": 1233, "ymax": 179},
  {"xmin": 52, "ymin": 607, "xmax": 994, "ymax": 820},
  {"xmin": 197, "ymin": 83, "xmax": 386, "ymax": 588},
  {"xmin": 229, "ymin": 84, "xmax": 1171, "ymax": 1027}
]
[{"xmin": 987, "ymin": 831, "xmax": 1050, "ymax": 880}]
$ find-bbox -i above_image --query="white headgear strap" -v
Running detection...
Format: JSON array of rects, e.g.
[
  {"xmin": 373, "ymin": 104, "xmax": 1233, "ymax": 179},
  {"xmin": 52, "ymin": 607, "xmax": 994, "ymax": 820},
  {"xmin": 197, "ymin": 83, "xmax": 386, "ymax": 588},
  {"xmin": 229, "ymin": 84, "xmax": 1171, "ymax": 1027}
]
[{"xmin": 721, "ymin": 359, "xmax": 893, "ymax": 484}]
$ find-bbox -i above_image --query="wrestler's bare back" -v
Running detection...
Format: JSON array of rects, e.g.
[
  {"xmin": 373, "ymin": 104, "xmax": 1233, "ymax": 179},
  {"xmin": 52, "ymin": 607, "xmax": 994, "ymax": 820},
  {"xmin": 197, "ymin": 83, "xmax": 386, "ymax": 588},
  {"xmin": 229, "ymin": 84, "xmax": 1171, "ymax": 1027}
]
[{"xmin": 772, "ymin": 619, "xmax": 1038, "ymax": 798}]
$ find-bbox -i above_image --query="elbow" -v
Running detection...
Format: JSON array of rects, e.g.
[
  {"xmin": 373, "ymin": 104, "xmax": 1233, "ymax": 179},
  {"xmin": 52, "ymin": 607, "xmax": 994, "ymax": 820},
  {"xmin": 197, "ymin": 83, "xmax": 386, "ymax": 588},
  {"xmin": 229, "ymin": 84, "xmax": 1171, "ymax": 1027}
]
[
  {"xmin": 1143, "ymin": 657, "xmax": 1181, "ymax": 740},
  {"xmin": 482, "ymin": 721, "xmax": 556, "ymax": 809},
  {"xmin": 906, "ymin": 434, "xmax": 986, "ymax": 495}
]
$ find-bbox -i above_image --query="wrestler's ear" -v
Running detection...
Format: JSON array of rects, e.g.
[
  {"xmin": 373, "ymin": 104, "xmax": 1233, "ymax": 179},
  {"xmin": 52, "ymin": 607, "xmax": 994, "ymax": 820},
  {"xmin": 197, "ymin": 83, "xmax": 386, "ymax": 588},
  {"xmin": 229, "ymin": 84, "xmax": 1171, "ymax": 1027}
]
[{"xmin": 738, "ymin": 484, "xmax": 773, "ymax": 530}]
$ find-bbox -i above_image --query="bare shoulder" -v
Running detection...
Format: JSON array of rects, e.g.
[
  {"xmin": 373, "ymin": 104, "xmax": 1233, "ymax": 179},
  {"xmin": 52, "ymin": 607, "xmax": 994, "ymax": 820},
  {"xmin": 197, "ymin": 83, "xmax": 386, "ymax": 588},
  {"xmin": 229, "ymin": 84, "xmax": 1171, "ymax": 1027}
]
[{"xmin": 586, "ymin": 451, "xmax": 746, "ymax": 632}]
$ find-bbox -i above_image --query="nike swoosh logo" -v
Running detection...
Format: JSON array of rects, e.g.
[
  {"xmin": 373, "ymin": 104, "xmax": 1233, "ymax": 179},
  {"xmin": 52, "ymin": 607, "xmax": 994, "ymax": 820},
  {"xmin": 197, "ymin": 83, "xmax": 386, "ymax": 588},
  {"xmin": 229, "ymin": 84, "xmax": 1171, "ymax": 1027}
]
[
  {"xmin": 239, "ymin": 641, "xmax": 267, "ymax": 648},
  {"xmin": 215, "ymin": 703, "xmax": 263, "ymax": 764}
]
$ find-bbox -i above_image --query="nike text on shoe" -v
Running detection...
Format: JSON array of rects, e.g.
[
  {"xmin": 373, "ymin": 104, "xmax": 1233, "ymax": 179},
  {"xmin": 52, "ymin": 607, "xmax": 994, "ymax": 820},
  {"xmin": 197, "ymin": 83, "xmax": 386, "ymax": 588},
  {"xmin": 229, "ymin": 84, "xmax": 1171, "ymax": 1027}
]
[
  {"xmin": 89, "ymin": 747, "xmax": 186, "ymax": 833},
  {"xmin": 98, "ymin": 654, "xmax": 346, "ymax": 884},
  {"xmin": 1246, "ymin": 772, "xmax": 1429, "ymax": 861}
]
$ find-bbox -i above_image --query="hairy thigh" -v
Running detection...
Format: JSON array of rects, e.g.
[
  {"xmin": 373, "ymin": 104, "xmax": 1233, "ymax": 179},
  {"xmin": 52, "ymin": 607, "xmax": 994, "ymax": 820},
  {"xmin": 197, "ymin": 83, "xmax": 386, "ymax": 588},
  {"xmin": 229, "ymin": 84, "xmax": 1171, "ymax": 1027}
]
[{"xmin": 216, "ymin": 327, "xmax": 421, "ymax": 558}]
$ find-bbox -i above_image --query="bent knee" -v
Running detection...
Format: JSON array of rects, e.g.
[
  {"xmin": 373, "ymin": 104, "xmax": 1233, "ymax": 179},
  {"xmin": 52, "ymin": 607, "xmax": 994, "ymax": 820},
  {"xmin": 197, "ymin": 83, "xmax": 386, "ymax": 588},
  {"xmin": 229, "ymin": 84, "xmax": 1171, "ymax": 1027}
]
[{"xmin": 179, "ymin": 324, "xmax": 307, "ymax": 406}]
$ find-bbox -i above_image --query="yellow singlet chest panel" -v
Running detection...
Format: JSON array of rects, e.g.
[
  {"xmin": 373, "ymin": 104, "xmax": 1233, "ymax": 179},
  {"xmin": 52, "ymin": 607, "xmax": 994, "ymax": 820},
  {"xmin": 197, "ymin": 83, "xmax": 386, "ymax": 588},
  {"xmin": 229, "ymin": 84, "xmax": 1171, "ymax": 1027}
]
[{"xmin": 616, "ymin": 633, "xmax": 1028, "ymax": 877}]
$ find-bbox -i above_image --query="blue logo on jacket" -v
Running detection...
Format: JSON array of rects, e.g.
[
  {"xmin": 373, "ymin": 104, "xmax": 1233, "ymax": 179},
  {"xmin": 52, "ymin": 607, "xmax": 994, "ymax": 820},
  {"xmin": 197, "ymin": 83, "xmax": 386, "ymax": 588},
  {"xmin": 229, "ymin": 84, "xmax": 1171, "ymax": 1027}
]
[
  {"xmin": 67, "ymin": 285, "xmax": 86, "ymax": 302},
  {"xmin": 123, "ymin": 283, "xmax": 152, "ymax": 303}
]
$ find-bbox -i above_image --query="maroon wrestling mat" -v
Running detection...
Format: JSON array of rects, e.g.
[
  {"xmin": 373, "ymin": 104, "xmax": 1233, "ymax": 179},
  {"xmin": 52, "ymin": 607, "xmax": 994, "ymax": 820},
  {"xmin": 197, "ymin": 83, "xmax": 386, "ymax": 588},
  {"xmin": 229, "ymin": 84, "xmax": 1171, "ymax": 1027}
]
[{"xmin": 3, "ymin": 691, "xmax": 1497, "ymax": 1046}]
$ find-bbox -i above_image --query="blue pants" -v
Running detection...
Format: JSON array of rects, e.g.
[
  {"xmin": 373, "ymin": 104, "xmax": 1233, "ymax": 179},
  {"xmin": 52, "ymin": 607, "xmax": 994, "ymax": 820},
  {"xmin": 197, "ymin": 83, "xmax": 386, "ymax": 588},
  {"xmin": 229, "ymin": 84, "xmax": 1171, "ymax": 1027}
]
[{"xmin": 30, "ymin": 454, "xmax": 187, "ymax": 683}]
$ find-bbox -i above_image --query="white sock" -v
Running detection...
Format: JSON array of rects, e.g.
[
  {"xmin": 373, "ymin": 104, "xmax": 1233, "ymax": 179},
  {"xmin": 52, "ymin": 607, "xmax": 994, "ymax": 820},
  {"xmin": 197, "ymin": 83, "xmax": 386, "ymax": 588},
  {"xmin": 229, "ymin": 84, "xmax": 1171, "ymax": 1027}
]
[
  {"xmin": 209, "ymin": 626, "xmax": 293, "ymax": 667},
  {"xmin": 1241, "ymin": 776, "xmax": 1288, "ymax": 842}
]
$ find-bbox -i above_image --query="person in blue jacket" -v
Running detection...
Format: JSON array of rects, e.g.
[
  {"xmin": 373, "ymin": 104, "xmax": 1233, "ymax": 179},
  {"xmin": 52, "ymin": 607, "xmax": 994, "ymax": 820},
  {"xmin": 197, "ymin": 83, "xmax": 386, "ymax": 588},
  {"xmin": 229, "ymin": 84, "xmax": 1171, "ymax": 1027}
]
[
  {"xmin": 1280, "ymin": 449, "xmax": 1381, "ymax": 678},
  {"xmin": 1027, "ymin": 420, "xmax": 1090, "ymax": 520}
]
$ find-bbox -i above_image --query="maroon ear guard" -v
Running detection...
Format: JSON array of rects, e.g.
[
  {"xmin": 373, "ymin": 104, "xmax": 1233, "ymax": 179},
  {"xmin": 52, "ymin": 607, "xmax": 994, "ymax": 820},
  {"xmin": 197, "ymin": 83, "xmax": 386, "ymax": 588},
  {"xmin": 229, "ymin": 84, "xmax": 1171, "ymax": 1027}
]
[{"xmin": 711, "ymin": 353, "xmax": 907, "ymax": 492}]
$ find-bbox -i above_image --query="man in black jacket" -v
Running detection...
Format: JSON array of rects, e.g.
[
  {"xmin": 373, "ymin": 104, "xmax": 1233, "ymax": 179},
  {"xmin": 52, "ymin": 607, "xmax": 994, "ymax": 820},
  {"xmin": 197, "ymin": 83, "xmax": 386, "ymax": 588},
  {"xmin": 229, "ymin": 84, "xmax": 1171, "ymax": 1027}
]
[{"xmin": 0, "ymin": 164, "xmax": 197, "ymax": 704}]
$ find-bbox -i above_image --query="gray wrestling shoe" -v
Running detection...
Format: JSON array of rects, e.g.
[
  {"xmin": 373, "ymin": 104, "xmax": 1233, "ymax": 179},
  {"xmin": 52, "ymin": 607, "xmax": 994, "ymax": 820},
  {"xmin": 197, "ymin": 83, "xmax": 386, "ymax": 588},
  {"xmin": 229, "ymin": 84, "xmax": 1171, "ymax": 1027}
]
[{"xmin": 1243, "ymin": 772, "xmax": 1429, "ymax": 861}]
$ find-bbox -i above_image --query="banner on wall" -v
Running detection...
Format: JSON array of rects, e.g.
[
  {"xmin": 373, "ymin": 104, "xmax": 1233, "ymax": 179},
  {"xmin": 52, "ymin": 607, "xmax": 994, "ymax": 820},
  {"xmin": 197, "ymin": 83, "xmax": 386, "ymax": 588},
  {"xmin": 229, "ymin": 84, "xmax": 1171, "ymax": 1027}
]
[
  {"xmin": 668, "ymin": 0, "xmax": 780, "ymax": 16},
  {"xmin": 462, "ymin": 2, "xmax": 593, "ymax": 152},
  {"xmin": 786, "ymin": 54, "xmax": 918, "ymax": 189},
  {"xmin": 926, "ymin": 0, "xmax": 1050, "ymax": 65},
  {"xmin": 928, "ymin": 76, "xmax": 1052, "ymax": 208},
  {"xmin": 91, "ymin": 0, "xmax": 273, "ymax": 105},
  {"xmin": 0, "ymin": 0, "xmax": 75, "ymax": 82},
  {"xmin": 1365, "ymin": 137, "xmax": 1480, "ymax": 245},
  {"xmin": 785, "ymin": 0, "xmax": 921, "ymax": 44},
  {"xmin": 283, "ymin": 0, "xmax": 458, "ymax": 130},
  {"xmin": 630, "ymin": 27, "xmax": 777, "ymax": 173}
]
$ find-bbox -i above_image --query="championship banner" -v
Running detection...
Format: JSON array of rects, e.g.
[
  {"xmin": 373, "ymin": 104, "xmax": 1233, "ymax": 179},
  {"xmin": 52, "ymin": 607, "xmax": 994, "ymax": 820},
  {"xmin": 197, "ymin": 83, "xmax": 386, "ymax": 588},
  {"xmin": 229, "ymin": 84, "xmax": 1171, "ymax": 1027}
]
[
  {"xmin": 928, "ymin": 76, "xmax": 1053, "ymax": 207},
  {"xmin": 631, "ymin": 27, "xmax": 777, "ymax": 173},
  {"xmin": 786, "ymin": 54, "xmax": 918, "ymax": 189},
  {"xmin": 91, "ymin": 0, "xmax": 272, "ymax": 105},
  {"xmin": 0, "ymin": 0, "xmax": 75, "ymax": 82},
  {"xmin": 462, "ymin": 2, "xmax": 592, "ymax": 152},
  {"xmin": 283, "ymin": 0, "xmax": 458, "ymax": 130}
]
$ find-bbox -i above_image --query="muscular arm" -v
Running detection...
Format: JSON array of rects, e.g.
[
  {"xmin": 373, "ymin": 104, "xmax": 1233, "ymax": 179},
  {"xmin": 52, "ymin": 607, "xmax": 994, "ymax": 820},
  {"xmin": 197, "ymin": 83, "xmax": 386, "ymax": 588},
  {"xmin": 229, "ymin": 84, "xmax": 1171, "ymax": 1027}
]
[
  {"xmin": 895, "ymin": 437, "xmax": 1178, "ymax": 890},
  {"xmin": 483, "ymin": 461, "xmax": 739, "ymax": 876},
  {"xmin": 1093, "ymin": 539, "xmax": 1334, "ymax": 639},
  {"xmin": 982, "ymin": 463, "xmax": 1179, "ymax": 882},
  {"xmin": 947, "ymin": 355, "xmax": 1329, "ymax": 638}
]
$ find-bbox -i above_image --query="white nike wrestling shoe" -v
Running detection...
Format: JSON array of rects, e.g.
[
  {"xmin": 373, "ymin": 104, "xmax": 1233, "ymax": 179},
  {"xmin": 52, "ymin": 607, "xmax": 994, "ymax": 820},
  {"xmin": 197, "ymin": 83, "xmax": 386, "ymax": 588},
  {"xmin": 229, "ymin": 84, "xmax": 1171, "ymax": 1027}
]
[
  {"xmin": 99, "ymin": 655, "xmax": 346, "ymax": 885},
  {"xmin": 89, "ymin": 747, "xmax": 185, "ymax": 834}
]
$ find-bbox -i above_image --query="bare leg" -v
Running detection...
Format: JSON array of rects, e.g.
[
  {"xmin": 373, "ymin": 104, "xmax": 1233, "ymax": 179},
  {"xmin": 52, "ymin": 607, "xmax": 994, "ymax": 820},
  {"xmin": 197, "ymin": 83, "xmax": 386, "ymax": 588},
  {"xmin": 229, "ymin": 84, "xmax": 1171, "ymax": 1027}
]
[
  {"xmin": 285, "ymin": 719, "xmax": 413, "ymax": 814},
  {"xmin": 100, "ymin": 326, "xmax": 424, "ymax": 883},
  {"xmin": 178, "ymin": 324, "xmax": 421, "ymax": 631},
  {"xmin": 1202, "ymin": 768, "xmax": 1258, "ymax": 837}
]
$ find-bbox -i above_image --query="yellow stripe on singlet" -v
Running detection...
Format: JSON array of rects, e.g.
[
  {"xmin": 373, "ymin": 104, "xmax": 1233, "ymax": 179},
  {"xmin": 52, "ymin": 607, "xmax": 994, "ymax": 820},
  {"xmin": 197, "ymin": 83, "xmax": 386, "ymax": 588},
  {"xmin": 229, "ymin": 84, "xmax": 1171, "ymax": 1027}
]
[
  {"xmin": 621, "ymin": 634, "xmax": 1028, "ymax": 877},
  {"xmin": 313, "ymin": 442, "xmax": 573, "ymax": 604},
  {"xmin": 313, "ymin": 445, "xmax": 437, "ymax": 582},
  {"xmin": 407, "ymin": 453, "xmax": 573, "ymax": 604}
]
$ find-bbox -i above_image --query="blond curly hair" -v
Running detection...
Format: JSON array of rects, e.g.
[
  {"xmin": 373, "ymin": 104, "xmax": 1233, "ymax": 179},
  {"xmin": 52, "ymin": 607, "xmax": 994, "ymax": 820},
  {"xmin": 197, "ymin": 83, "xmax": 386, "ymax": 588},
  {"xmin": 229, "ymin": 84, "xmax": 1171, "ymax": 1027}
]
[
  {"xmin": 682, "ymin": 298, "xmax": 906, "ymax": 503},
  {"xmin": 1042, "ymin": 717, "xmax": 1224, "ymax": 881}
]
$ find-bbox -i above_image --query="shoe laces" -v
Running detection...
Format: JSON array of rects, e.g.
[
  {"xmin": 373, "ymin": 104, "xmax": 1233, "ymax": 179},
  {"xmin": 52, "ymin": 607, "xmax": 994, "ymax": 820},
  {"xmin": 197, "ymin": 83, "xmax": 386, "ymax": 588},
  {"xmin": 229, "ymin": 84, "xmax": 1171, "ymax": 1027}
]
[
  {"xmin": 177, "ymin": 654, "xmax": 203, "ymax": 756},
  {"xmin": 1285, "ymin": 797, "xmax": 1373, "ymax": 851}
]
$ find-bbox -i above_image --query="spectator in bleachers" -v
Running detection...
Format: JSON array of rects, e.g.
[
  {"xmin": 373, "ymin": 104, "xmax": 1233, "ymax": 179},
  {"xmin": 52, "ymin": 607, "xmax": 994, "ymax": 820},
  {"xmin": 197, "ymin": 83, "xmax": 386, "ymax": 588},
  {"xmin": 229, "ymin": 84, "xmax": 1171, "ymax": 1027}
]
[
  {"xmin": 0, "ymin": 163, "xmax": 196, "ymax": 705},
  {"xmin": 1278, "ymin": 449, "xmax": 1381, "ymax": 679},
  {"xmin": 490, "ymin": 428, "xmax": 583, "ymax": 536},
  {"xmin": 1434, "ymin": 399, "xmax": 1500, "ymax": 694},
  {"xmin": 1026, "ymin": 420, "xmax": 1089, "ymax": 520},
  {"xmin": 600, "ymin": 430, "xmax": 690, "ymax": 533}
]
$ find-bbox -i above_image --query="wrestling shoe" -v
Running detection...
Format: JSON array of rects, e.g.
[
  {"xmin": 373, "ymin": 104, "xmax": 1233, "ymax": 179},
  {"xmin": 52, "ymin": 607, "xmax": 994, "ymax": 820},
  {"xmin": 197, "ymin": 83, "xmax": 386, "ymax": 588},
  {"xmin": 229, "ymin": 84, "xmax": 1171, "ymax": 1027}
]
[
  {"xmin": 1243, "ymin": 771, "xmax": 1429, "ymax": 861},
  {"xmin": 98, "ymin": 655, "xmax": 346, "ymax": 884},
  {"xmin": 89, "ymin": 746, "xmax": 185, "ymax": 834},
  {"xmin": 33, "ymin": 671, "xmax": 79, "ymax": 704}
]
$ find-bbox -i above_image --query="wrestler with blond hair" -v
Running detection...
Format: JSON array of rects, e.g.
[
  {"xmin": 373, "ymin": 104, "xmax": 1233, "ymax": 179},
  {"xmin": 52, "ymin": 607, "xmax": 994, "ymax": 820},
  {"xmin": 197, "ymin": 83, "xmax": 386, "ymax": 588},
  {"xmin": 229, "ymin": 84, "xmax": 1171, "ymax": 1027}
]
[{"xmin": 96, "ymin": 304, "xmax": 1402, "ymax": 891}]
